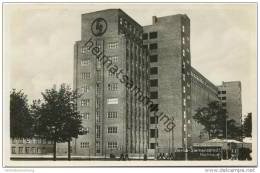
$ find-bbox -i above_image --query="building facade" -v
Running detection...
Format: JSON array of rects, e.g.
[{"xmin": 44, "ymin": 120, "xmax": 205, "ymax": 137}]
[
  {"xmin": 10, "ymin": 138, "xmax": 53, "ymax": 156},
  {"xmin": 73, "ymin": 9, "xmax": 149, "ymax": 157},
  {"xmin": 143, "ymin": 14, "xmax": 192, "ymax": 153},
  {"xmin": 190, "ymin": 67, "xmax": 219, "ymax": 144},
  {"xmin": 218, "ymin": 81, "xmax": 242, "ymax": 125}
]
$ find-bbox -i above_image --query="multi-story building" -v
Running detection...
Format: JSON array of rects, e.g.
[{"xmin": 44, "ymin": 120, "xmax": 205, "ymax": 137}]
[
  {"xmin": 190, "ymin": 67, "xmax": 219, "ymax": 144},
  {"xmin": 143, "ymin": 14, "xmax": 192, "ymax": 153},
  {"xmin": 69, "ymin": 9, "xmax": 243, "ymax": 158},
  {"xmin": 218, "ymin": 81, "xmax": 242, "ymax": 125},
  {"xmin": 72, "ymin": 9, "xmax": 149, "ymax": 157},
  {"xmin": 10, "ymin": 138, "xmax": 53, "ymax": 156}
]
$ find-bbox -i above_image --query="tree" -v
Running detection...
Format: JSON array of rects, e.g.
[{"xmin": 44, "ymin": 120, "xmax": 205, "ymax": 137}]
[
  {"xmin": 10, "ymin": 89, "xmax": 33, "ymax": 139},
  {"xmin": 33, "ymin": 84, "xmax": 83, "ymax": 160},
  {"xmin": 243, "ymin": 113, "xmax": 252, "ymax": 137},
  {"xmin": 193, "ymin": 101, "xmax": 241, "ymax": 140},
  {"xmin": 193, "ymin": 101, "xmax": 227, "ymax": 139}
]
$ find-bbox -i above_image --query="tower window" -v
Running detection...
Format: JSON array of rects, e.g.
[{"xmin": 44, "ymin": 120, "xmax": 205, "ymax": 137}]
[
  {"xmin": 150, "ymin": 55, "xmax": 158, "ymax": 62},
  {"xmin": 149, "ymin": 43, "xmax": 158, "ymax": 50},
  {"xmin": 150, "ymin": 129, "xmax": 158, "ymax": 138},
  {"xmin": 150, "ymin": 79, "xmax": 158, "ymax": 87},
  {"xmin": 149, "ymin": 32, "xmax": 158, "ymax": 39},
  {"xmin": 182, "ymin": 25, "xmax": 185, "ymax": 32},
  {"xmin": 150, "ymin": 67, "xmax": 158, "ymax": 75},
  {"xmin": 150, "ymin": 91, "xmax": 158, "ymax": 99},
  {"xmin": 108, "ymin": 42, "xmax": 118, "ymax": 49},
  {"xmin": 142, "ymin": 33, "xmax": 148, "ymax": 40},
  {"xmin": 107, "ymin": 127, "xmax": 118, "ymax": 133}
]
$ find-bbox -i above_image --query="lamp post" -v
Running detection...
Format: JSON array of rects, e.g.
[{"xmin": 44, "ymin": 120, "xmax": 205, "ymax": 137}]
[{"xmin": 225, "ymin": 115, "xmax": 229, "ymax": 160}]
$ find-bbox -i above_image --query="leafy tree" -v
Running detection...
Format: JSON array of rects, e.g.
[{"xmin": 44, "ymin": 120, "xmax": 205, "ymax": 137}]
[
  {"xmin": 33, "ymin": 84, "xmax": 83, "ymax": 160},
  {"xmin": 194, "ymin": 101, "xmax": 241, "ymax": 140},
  {"xmin": 10, "ymin": 89, "xmax": 33, "ymax": 138},
  {"xmin": 243, "ymin": 113, "xmax": 252, "ymax": 137},
  {"xmin": 193, "ymin": 101, "xmax": 227, "ymax": 139}
]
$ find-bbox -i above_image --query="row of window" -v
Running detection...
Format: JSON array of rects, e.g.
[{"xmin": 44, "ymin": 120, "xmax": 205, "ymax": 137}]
[
  {"xmin": 119, "ymin": 17, "xmax": 141, "ymax": 38},
  {"xmin": 81, "ymin": 98, "xmax": 119, "ymax": 106},
  {"xmin": 80, "ymin": 141, "xmax": 118, "ymax": 149},
  {"xmin": 218, "ymin": 90, "xmax": 226, "ymax": 94},
  {"xmin": 11, "ymin": 146, "xmax": 45, "ymax": 154},
  {"xmin": 81, "ymin": 42, "xmax": 118, "ymax": 54},
  {"xmin": 143, "ymin": 43, "xmax": 158, "ymax": 50},
  {"xmin": 12, "ymin": 138, "xmax": 53, "ymax": 145},
  {"xmin": 80, "ymin": 112, "xmax": 118, "ymax": 119},
  {"xmin": 143, "ymin": 32, "xmax": 158, "ymax": 40},
  {"xmin": 80, "ymin": 56, "xmax": 119, "ymax": 66},
  {"xmin": 107, "ymin": 127, "xmax": 117, "ymax": 133}
]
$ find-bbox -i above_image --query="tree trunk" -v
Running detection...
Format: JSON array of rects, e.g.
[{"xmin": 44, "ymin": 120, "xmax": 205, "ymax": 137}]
[
  {"xmin": 68, "ymin": 140, "xmax": 71, "ymax": 161},
  {"xmin": 53, "ymin": 140, "xmax": 56, "ymax": 161}
]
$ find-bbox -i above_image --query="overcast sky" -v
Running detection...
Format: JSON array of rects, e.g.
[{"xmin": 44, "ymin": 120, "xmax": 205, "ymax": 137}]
[{"xmin": 4, "ymin": 3, "xmax": 257, "ymax": 117}]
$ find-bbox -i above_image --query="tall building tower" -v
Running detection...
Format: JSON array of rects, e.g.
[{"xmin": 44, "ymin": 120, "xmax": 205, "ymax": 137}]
[
  {"xmin": 143, "ymin": 14, "xmax": 192, "ymax": 153},
  {"xmin": 218, "ymin": 81, "xmax": 242, "ymax": 125},
  {"xmin": 73, "ymin": 9, "xmax": 149, "ymax": 157}
]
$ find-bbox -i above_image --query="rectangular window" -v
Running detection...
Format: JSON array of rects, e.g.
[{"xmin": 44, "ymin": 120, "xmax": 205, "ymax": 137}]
[
  {"xmin": 182, "ymin": 49, "xmax": 186, "ymax": 57},
  {"xmin": 81, "ymin": 99, "xmax": 90, "ymax": 106},
  {"xmin": 182, "ymin": 37, "xmax": 185, "ymax": 44},
  {"xmin": 150, "ymin": 143, "xmax": 156, "ymax": 149},
  {"xmin": 183, "ymin": 86, "xmax": 186, "ymax": 93},
  {"xmin": 143, "ymin": 44, "xmax": 148, "ymax": 50},
  {"xmin": 25, "ymin": 147, "xmax": 30, "ymax": 154},
  {"xmin": 81, "ymin": 59, "xmax": 90, "ymax": 66},
  {"xmin": 149, "ymin": 32, "xmax": 158, "ymax": 39},
  {"xmin": 96, "ymin": 125, "xmax": 101, "ymax": 138},
  {"xmin": 150, "ymin": 79, "xmax": 158, "ymax": 87},
  {"xmin": 31, "ymin": 147, "xmax": 36, "ymax": 154},
  {"xmin": 96, "ymin": 83, "xmax": 101, "ymax": 94},
  {"xmin": 108, "ymin": 141, "xmax": 118, "ymax": 149},
  {"xmin": 222, "ymin": 97, "xmax": 226, "ymax": 100},
  {"xmin": 150, "ymin": 67, "xmax": 158, "ymax": 75},
  {"xmin": 182, "ymin": 25, "xmax": 185, "ymax": 32},
  {"xmin": 81, "ymin": 47, "xmax": 87, "ymax": 54},
  {"xmin": 97, "ymin": 70, "xmax": 102, "ymax": 81},
  {"xmin": 150, "ymin": 129, "xmax": 158, "ymax": 138},
  {"xmin": 107, "ymin": 98, "xmax": 118, "ymax": 104},
  {"xmin": 222, "ymin": 103, "xmax": 227, "ymax": 107},
  {"xmin": 81, "ymin": 112, "xmax": 89, "ymax": 119},
  {"xmin": 222, "ymin": 91, "xmax": 226, "ymax": 94},
  {"xmin": 81, "ymin": 85, "xmax": 89, "ymax": 93},
  {"xmin": 109, "ymin": 56, "xmax": 119, "ymax": 63},
  {"xmin": 119, "ymin": 17, "xmax": 123, "ymax": 25},
  {"xmin": 149, "ymin": 43, "xmax": 158, "ymax": 50},
  {"xmin": 183, "ymin": 98, "xmax": 186, "ymax": 106},
  {"xmin": 142, "ymin": 33, "xmax": 148, "ymax": 40},
  {"xmin": 150, "ymin": 55, "xmax": 158, "ymax": 62},
  {"xmin": 150, "ymin": 116, "xmax": 158, "ymax": 124},
  {"xmin": 107, "ymin": 127, "xmax": 117, "ymax": 133},
  {"xmin": 108, "ymin": 83, "xmax": 118, "ymax": 91},
  {"xmin": 18, "ymin": 147, "xmax": 23, "ymax": 154},
  {"xmin": 81, "ymin": 72, "xmax": 91, "ymax": 79},
  {"xmin": 108, "ymin": 42, "xmax": 118, "ymax": 49},
  {"xmin": 150, "ymin": 91, "xmax": 158, "ymax": 99},
  {"xmin": 96, "ymin": 111, "xmax": 101, "ymax": 122},
  {"xmin": 11, "ymin": 147, "xmax": 16, "ymax": 154},
  {"xmin": 107, "ymin": 112, "xmax": 118, "ymax": 118},
  {"xmin": 183, "ymin": 74, "xmax": 186, "ymax": 81},
  {"xmin": 80, "ymin": 142, "xmax": 89, "ymax": 148},
  {"xmin": 150, "ymin": 104, "xmax": 159, "ymax": 112},
  {"xmin": 184, "ymin": 111, "xmax": 186, "ymax": 119}
]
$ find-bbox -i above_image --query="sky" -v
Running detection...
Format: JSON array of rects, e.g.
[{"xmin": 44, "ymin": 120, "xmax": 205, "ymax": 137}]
[{"xmin": 4, "ymin": 3, "xmax": 257, "ymax": 117}]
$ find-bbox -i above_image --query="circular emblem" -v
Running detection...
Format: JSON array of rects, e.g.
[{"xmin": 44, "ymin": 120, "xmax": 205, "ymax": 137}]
[{"xmin": 91, "ymin": 18, "xmax": 107, "ymax": 37}]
